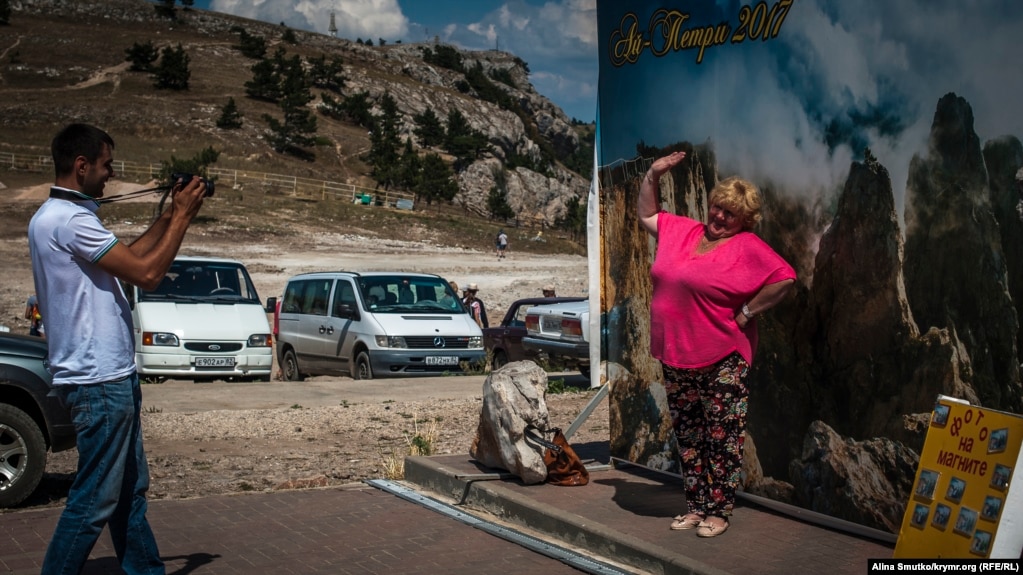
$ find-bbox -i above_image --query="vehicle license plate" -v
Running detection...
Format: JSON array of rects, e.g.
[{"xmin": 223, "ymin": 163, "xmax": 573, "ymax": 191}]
[
  {"xmin": 425, "ymin": 356, "xmax": 459, "ymax": 366},
  {"xmin": 195, "ymin": 357, "xmax": 235, "ymax": 367},
  {"xmin": 541, "ymin": 316, "xmax": 562, "ymax": 332}
]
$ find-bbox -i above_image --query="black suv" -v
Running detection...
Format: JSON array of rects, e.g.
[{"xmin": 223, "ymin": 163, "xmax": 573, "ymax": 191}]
[{"xmin": 0, "ymin": 332, "xmax": 75, "ymax": 507}]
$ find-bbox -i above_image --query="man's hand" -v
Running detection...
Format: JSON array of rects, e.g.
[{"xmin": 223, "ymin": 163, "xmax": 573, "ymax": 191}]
[
  {"xmin": 98, "ymin": 175, "xmax": 208, "ymax": 290},
  {"xmin": 171, "ymin": 175, "xmax": 206, "ymax": 221}
]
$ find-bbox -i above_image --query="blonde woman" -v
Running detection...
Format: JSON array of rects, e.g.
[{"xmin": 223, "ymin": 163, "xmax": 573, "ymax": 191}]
[{"xmin": 638, "ymin": 151, "xmax": 796, "ymax": 538}]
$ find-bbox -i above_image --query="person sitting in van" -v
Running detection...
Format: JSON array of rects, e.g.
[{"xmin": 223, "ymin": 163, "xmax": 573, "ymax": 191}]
[
  {"xmin": 440, "ymin": 281, "xmax": 459, "ymax": 309},
  {"xmin": 367, "ymin": 285, "xmax": 386, "ymax": 307},
  {"xmin": 398, "ymin": 279, "xmax": 415, "ymax": 304}
]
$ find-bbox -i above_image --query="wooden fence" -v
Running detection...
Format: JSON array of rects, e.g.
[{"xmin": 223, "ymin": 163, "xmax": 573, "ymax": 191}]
[
  {"xmin": 0, "ymin": 151, "xmax": 413, "ymax": 206},
  {"xmin": 1, "ymin": 151, "xmax": 568, "ymax": 230}
]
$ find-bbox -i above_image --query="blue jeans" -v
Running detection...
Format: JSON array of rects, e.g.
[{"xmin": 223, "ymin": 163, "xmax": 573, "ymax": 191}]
[{"xmin": 43, "ymin": 373, "xmax": 164, "ymax": 575}]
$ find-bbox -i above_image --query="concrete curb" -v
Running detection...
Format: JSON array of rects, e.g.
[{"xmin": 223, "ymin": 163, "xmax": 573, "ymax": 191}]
[{"xmin": 403, "ymin": 455, "xmax": 731, "ymax": 575}]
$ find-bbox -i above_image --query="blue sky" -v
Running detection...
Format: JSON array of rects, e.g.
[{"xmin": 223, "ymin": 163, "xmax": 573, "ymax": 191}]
[{"xmin": 187, "ymin": 0, "xmax": 598, "ymax": 122}]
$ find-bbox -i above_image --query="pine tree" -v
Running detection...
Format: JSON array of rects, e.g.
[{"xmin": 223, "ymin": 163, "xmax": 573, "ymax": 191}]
[
  {"xmin": 486, "ymin": 169, "xmax": 515, "ymax": 220},
  {"xmin": 154, "ymin": 0, "xmax": 176, "ymax": 19},
  {"xmin": 556, "ymin": 196, "xmax": 588, "ymax": 242},
  {"xmin": 417, "ymin": 153, "xmax": 458, "ymax": 205},
  {"xmin": 152, "ymin": 44, "xmax": 190, "ymax": 90},
  {"xmin": 397, "ymin": 137, "xmax": 422, "ymax": 192},
  {"xmin": 421, "ymin": 45, "xmax": 465, "ymax": 73},
  {"xmin": 263, "ymin": 54, "xmax": 317, "ymax": 157},
  {"xmin": 0, "ymin": 0, "xmax": 13, "ymax": 25},
  {"xmin": 443, "ymin": 108, "xmax": 471, "ymax": 150},
  {"xmin": 413, "ymin": 108, "xmax": 445, "ymax": 148},
  {"xmin": 365, "ymin": 92, "xmax": 402, "ymax": 189},
  {"xmin": 160, "ymin": 146, "xmax": 220, "ymax": 182},
  {"xmin": 341, "ymin": 91, "xmax": 374, "ymax": 129},
  {"xmin": 125, "ymin": 41, "xmax": 158, "ymax": 72},
  {"xmin": 216, "ymin": 97, "xmax": 243, "ymax": 129},
  {"xmin": 318, "ymin": 93, "xmax": 345, "ymax": 120},
  {"xmin": 235, "ymin": 30, "xmax": 267, "ymax": 59},
  {"xmin": 308, "ymin": 54, "xmax": 345, "ymax": 93},
  {"xmin": 244, "ymin": 57, "xmax": 280, "ymax": 102},
  {"xmin": 443, "ymin": 108, "xmax": 489, "ymax": 171}
]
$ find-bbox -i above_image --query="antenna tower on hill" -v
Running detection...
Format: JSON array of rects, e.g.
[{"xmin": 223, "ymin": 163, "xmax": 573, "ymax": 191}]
[{"xmin": 329, "ymin": 10, "xmax": 338, "ymax": 37}]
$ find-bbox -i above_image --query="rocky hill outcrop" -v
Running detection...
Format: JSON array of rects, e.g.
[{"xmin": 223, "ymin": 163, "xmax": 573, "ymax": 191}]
[{"xmin": 2, "ymin": 0, "xmax": 590, "ymax": 224}]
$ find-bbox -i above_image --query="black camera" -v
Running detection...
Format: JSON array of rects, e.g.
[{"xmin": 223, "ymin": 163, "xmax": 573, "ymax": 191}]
[{"xmin": 170, "ymin": 172, "xmax": 215, "ymax": 197}]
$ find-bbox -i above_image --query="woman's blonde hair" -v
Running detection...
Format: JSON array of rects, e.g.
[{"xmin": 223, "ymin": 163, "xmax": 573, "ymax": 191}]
[{"xmin": 708, "ymin": 176, "xmax": 762, "ymax": 230}]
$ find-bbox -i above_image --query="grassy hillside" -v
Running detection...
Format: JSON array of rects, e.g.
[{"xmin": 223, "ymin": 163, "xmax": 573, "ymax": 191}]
[{"xmin": 0, "ymin": 1, "xmax": 589, "ymax": 256}]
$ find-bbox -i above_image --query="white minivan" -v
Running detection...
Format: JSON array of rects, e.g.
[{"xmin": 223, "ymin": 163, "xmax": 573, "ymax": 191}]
[
  {"xmin": 272, "ymin": 271, "xmax": 485, "ymax": 379},
  {"xmin": 123, "ymin": 256, "xmax": 274, "ymax": 382}
]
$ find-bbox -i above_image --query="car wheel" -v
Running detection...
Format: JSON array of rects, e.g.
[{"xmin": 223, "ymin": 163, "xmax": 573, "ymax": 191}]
[
  {"xmin": 282, "ymin": 350, "xmax": 303, "ymax": 382},
  {"xmin": 492, "ymin": 350, "xmax": 508, "ymax": 370},
  {"xmin": 0, "ymin": 403, "xmax": 48, "ymax": 508},
  {"xmin": 354, "ymin": 351, "xmax": 373, "ymax": 380}
]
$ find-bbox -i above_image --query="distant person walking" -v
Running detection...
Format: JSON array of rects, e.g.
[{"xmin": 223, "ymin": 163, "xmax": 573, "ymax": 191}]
[
  {"xmin": 24, "ymin": 293, "xmax": 45, "ymax": 338},
  {"xmin": 29, "ymin": 123, "xmax": 207, "ymax": 574},
  {"xmin": 496, "ymin": 229, "xmax": 509, "ymax": 260}
]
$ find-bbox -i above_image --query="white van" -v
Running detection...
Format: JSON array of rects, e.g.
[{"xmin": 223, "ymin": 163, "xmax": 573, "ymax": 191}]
[
  {"xmin": 272, "ymin": 271, "xmax": 485, "ymax": 379},
  {"xmin": 123, "ymin": 256, "xmax": 274, "ymax": 382}
]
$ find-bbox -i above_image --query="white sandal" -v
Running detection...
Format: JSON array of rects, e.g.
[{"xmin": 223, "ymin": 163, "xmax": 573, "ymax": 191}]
[
  {"xmin": 696, "ymin": 518, "xmax": 729, "ymax": 538},
  {"xmin": 670, "ymin": 514, "xmax": 704, "ymax": 530}
]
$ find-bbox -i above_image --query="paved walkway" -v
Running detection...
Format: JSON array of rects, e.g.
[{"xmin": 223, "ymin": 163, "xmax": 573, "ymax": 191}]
[
  {"xmin": 0, "ymin": 484, "xmax": 588, "ymax": 575},
  {"xmin": 0, "ymin": 442, "xmax": 896, "ymax": 575}
]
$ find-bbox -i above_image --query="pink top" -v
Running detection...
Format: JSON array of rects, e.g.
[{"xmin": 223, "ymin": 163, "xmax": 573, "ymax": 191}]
[{"xmin": 650, "ymin": 212, "xmax": 796, "ymax": 369}]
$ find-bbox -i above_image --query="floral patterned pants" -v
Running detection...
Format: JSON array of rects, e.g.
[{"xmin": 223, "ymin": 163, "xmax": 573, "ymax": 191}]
[{"xmin": 664, "ymin": 352, "xmax": 749, "ymax": 519}]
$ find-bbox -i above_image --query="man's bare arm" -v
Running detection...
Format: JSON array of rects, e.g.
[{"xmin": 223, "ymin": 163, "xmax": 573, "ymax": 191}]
[{"xmin": 96, "ymin": 177, "xmax": 206, "ymax": 290}]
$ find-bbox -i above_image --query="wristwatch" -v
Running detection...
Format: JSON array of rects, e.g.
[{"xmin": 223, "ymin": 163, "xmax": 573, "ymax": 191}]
[{"xmin": 741, "ymin": 303, "xmax": 754, "ymax": 320}]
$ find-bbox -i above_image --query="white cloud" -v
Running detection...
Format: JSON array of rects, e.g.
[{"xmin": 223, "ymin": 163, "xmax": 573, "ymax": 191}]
[
  {"xmin": 455, "ymin": 1, "xmax": 598, "ymax": 119},
  {"xmin": 210, "ymin": 0, "xmax": 408, "ymax": 40},
  {"xmin": 208, "ymin": 0, "xmax": 599, "ymax": 119}
]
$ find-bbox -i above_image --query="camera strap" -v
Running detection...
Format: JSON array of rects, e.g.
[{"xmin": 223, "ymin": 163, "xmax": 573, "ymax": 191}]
[
  {"xmin": 48, "ymin": 187, "xmax": 100, "ymax": 207},
  {"xmin": 49, "ymin": 186, "xmax": 168, "ymax": 205},
  {"xmin": 95, "ymin": 186, "xmax": 169, "ymax": 203}
]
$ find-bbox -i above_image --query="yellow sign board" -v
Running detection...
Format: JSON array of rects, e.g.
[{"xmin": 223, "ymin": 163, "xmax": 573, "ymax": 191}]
[{"xmin": 895, "ymin": 396, "xmax": 1023, "ymax": 558}]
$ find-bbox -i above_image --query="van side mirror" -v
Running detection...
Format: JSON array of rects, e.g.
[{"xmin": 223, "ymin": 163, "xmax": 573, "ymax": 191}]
[
  {"xmin": 265, "ymin": 296, "xmax": 277, "ymax": 314},
  {"xmin": 335, "ymin": 304, "xmax": 359, "ymax": 320}
]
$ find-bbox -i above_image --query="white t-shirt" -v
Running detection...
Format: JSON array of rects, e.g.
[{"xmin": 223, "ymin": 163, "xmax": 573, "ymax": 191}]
[{"xmin": 28, "ymin": 189, "xmax": 136, "ymax": 385}]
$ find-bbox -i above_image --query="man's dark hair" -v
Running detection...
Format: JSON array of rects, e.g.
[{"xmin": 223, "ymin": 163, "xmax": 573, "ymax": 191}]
[{"xmin": 51, "ymin": 123, "xmax": 115, "ymax": 177}]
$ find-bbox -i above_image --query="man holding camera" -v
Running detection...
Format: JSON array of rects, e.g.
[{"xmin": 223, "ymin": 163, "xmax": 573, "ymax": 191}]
[{"xmin": 29, "ymin": 123, "xmax": 207, "ymax": 575}]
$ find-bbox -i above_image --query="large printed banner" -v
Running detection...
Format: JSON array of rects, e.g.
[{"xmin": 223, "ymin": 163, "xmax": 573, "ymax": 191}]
[{"xmin": 595, "ymin": 0, "xmax": 1023, "ymax": 544}]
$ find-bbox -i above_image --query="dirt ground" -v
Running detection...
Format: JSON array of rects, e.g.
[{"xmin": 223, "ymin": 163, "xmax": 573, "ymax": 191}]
[{"xmin": 0, "ymin": 179, "xmax": 604, "ymax": 510}]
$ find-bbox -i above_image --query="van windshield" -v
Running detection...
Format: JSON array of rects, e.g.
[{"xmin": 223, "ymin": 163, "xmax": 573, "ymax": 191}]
[
  {"xmin": 359, "ymin": 276, "xmax": 464, "ymax": 314},
  {"xmin": 139, "ymin": 261, "xmax": 261, "ymax": 304}
]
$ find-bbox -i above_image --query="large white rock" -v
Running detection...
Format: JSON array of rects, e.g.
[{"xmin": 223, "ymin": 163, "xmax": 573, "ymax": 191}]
[{"xmin": 470, "ymin": 361, "xmax": 551, "ymax": 484}]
